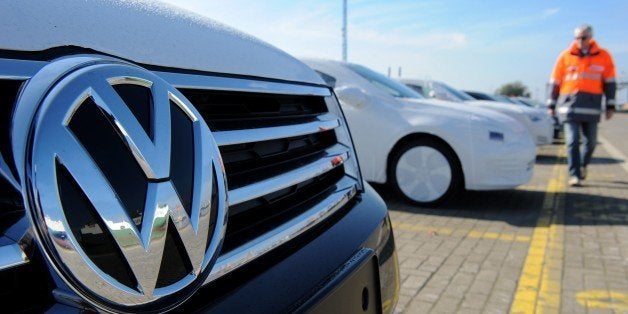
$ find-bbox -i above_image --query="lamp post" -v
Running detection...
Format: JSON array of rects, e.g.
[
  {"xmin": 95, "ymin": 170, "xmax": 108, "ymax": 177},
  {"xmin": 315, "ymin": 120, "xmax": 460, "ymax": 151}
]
[{"xmin": 342, "ymin": 0, "xmax": 347, "ymax": 62}]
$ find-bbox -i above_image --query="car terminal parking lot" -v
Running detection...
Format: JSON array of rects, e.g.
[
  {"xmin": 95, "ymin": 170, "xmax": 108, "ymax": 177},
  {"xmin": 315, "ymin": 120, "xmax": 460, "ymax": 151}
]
[{"xmin": 377, "ymin": 111, "xmax": 628, "ymax": 313}]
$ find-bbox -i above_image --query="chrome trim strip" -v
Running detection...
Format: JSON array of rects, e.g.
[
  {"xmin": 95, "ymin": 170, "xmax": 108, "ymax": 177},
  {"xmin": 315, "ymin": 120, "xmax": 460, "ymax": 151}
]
[
  {"xmin": 228, "ymin": 144, "xmax": 350, "ymax": 206},
  {"xmin": 157, "ymin": 71, "xmax": 330, "ymax": 96},
  {"xmin": 205, "ymin": 176, "xmax": 357, "ymax": 283},
  {"xmin": 0, "ymin": 58, "xmax": 47, "ymax": 79},
  {"xmin": 213, "ymin": 113, "xmax": 340, "ymax": 146},
  {"xmin": 0, "ymin": 154, "xmax": 20, "ymax": 190},
  {"xmin": 0, "ymin": 58, "xmax": 332, "ymax": 97},
  {"xmin": 0, "ymin": 243, "xmax": 29, "ymax": 271}
]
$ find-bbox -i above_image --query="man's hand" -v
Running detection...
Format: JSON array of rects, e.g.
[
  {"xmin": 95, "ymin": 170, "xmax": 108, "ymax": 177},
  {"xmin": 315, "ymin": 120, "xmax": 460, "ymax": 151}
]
[
  {"xmin": 605, "ymin": 109, "xmax": 614, "ymax": 120},
  {"xmin": 547, "ymin": 108, "xmax": 555, "ymax": 117}
]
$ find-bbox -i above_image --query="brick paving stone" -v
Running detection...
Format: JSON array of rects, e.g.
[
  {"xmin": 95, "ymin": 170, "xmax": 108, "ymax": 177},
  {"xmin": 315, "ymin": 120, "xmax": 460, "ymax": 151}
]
[
  {"xmin": 400, "ymin": 257, "xmax": 424, "ymax": 270},
  {"xmin": 484, "ymin": 303, "xmax": 512, "ymax": 314},
  {"xmin": 586, "ymin": 309, "xmax": 615, "ymax": 314},
  {"xmin": 418, "ymin": 263, "xmax": 440, "ymax": 273},
  {"xmin": 415, "ymin": 288, "xmax": 443, "ymax": 303},
  {"xmin": 493, "ymin": 276, "xmax": 518, "ymax": 292},
  {"xmin": 403, "ymin": 299, "xmax": 434, "ymax": 313},
  {"xmin": 431, "ymin": 296, "xmax": 462, "ymax": 313},
  {"xmin": 394, "ymin": 295, "xmax": 413, "ymax": 313},
  {"xmin": 468, "ymin": 276, "xmax": 494, "ymax": 294},
  {"xmin": 460, "ymin": 292, "xmax": 489, "ymax": 310},
  {"xmin": 487, "ymin": 289, "xmax": 513, "ymax": 305},
  {"xmin": 459, "ymin": 261, "xmax": 481, "ymax": 275},
  {"xmin": 436, "ymin": 265, "xmax": 459, "ymax": 281}
]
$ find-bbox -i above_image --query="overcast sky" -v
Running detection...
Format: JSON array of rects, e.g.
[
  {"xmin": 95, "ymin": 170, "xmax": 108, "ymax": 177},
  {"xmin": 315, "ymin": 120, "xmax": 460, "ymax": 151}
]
[{"xmin": 161, "ymin": 0, "xmax": 627, "ymax": 102}]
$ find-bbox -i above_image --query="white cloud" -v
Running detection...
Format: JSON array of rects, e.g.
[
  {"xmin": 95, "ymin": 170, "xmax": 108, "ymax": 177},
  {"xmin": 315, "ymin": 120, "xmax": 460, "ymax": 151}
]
[{"xmin": 542, "ymin": 8, "xmax": 560, "ymax": 17}]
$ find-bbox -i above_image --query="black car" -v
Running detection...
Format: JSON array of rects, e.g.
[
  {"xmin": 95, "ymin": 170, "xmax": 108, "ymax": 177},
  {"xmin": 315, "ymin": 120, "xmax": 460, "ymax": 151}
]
[{"xmin": 0, "ymin": 1, "xmax": 399, "ymax": 313}]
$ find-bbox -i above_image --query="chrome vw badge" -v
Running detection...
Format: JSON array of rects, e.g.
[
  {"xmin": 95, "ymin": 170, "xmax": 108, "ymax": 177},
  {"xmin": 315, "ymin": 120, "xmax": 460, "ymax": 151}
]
[{"xmin": 13, "ymin": 57, "xmax": 227, "ymax": 312}]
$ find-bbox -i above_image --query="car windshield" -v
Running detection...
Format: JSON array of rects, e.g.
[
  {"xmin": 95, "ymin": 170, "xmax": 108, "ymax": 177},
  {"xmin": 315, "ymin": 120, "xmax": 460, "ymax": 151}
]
[
  {"xmin": 515, "ymin": 98, "xmax": 544, "ymax": 108},
  {"xmin": 492, "ymin": 94, "xmax": 519, "ymax": 104},
  {"xmin": 431, "ymin": 81, "xmax": 475, "ymax": 101},
  {"xmin": 346, "ymin": 63, "xmax": 424, "ymax": 99}
]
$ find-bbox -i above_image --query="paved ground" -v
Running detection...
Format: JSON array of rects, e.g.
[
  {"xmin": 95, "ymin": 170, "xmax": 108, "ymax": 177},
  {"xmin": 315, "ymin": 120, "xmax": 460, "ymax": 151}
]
[{"xmin": 376, "ymin": 111, "xmax": 628, "ymax": 313}]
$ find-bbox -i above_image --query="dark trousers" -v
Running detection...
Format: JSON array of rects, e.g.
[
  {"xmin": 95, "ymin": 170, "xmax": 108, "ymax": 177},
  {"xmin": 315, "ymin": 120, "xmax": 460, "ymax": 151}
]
[{"xmin": 563, "ymin": 121, "xmax": 598, "ymax": 178}]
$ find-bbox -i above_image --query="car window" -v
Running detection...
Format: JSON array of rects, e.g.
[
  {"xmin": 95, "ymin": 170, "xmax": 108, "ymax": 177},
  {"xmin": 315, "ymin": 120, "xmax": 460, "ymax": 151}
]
[
  {"xmin": 405, "ymin": 84, "xmax": 425, "ymax": 96},
  {"xmin": 346, "ymin": 63, "xmax": 424, "ymax": 99},
  {"xmin": 464, "ymin": 91, "xmax": 495, "ymax": 101},
  {"xmin": 492, "ymin": 94, "xmax": 518, "ymax": 104},
  {"xmin": 431, "ymin": 81, "xmax": 475, "ymax": 101}
]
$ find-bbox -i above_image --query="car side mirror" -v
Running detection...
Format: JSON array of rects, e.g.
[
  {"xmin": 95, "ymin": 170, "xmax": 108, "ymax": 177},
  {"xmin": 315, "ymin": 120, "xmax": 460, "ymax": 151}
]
[{"xmin": 335, "ymin": 85, "xmax": 368, "ymax": 108}]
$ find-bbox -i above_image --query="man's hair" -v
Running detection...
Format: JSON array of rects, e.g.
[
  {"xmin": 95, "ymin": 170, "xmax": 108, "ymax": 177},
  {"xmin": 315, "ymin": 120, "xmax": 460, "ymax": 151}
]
[{"xmin": 574, "ymin": 24, "xmax": 593, "ymax": 37}]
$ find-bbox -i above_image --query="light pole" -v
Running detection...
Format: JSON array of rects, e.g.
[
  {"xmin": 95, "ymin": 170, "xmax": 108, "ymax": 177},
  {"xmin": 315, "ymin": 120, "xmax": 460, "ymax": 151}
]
[{"xmin": 342, "ymin": 0, "xmax": 347, "ymax": 62}]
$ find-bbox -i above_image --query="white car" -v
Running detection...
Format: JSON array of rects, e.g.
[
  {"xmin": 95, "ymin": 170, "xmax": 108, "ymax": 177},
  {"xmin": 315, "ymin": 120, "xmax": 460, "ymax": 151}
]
[
  {"xmin": 401, "ymin": 79, "xmax": 554, "ymax": 146},
  {"xmin": 302, "ymin": 59, "xmax": 536, "ymax": 206}
]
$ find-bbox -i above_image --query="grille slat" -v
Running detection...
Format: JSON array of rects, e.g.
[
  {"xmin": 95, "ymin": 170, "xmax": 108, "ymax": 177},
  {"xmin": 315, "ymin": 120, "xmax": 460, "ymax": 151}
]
[
  {"xmin": 213, "ymin": 113, "xmax": 340, "ymax": 146},
  {"xmin": 220, "ymin": 130, "xmax": 338, "ymax": 189},
  {"xmin": 206, "ymin": 175, "xmax": 357, "ymax": 283},
  {"xmin": 0, "ymin": 244, "xmax": 28, "ymax": 271},
  {"xmin": 181, "ymin": 89, "xmax": 329, "ymax": 132},
  {"xmin": 0, "ymin": 80, "xmax": 24, "ymax": 187},
  {"xmin": 228, "ymin": 144, "xmax": 349, "ymax": 206},
  {"xmin": 182, "ymin": 86, "xmax": 360, "ymax": 263}
]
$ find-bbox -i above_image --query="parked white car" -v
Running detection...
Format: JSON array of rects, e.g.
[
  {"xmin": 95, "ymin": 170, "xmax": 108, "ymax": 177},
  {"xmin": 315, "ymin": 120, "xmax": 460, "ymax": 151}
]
[
  {"xmin": 470, "ymin": 93, "xmax": 561, "ymax": 140},
  {"xmin": 302, "ymin": 59, "xmax": 536, "ymax": 206},
  {"xmin": 401, "ymin": 79, "xmax": 554, "ymax": 146}
]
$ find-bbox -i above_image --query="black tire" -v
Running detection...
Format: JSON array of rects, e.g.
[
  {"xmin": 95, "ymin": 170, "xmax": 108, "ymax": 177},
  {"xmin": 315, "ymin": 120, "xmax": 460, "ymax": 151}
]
[{"xmin": 389, "ymin": 139, "xmax": 462, "ymax": 207}]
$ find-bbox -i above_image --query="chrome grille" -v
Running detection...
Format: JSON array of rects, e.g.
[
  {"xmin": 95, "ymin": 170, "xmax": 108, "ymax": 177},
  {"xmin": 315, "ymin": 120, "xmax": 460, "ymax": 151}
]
[
  {"xmin": 0, "ymin": 79, "xmax": 22, "ymax": 186},
  {"xmin": 0, "ymin": 57, "xmax": 361, "ymax": 292},
  {"xmin": 176, "ymin": 82, "xmax": 361, "ymax": 260},
  {"xmin": 0, "ymin": 76, "xmax": 55, "ymax": 312}
]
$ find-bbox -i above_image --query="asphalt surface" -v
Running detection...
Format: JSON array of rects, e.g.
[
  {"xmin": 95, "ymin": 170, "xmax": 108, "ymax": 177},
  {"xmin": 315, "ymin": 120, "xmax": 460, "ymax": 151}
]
[{"xmin": 375, "ymin": 110, "xmax": 628, "ymax": 313}]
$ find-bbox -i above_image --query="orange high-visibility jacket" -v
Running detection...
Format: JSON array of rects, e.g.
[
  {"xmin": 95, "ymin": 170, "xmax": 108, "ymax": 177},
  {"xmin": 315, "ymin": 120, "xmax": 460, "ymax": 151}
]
[
  {"xmin": 548, "ymin": 39, "xmax": 617, "ymax": 122},
  {"xmin": 551, "ymin": 39, "xmax": 616, "ymax": 95}
]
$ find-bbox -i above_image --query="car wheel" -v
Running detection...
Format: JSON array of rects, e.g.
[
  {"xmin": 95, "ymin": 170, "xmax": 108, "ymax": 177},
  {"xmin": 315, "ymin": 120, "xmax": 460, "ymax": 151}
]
[{"xmin": 390, "ymin": 139, "xmax": 462, "ymax": 206}]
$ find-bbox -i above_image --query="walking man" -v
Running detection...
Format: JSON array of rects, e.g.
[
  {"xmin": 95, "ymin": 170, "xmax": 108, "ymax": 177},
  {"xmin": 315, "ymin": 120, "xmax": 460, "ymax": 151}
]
[{"xmin": 547, "ymin": 24, "xmax": 617, "ymax": 186}]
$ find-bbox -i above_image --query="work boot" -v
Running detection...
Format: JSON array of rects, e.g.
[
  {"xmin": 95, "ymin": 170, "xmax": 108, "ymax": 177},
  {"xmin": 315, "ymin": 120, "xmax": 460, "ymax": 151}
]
[{"xmin": 569, "ymin": 176, "xmax": 581, "ymax": 187}]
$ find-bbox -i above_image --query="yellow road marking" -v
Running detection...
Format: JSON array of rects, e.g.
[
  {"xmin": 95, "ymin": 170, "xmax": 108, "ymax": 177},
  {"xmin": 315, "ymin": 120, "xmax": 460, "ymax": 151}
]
[
  {"xmin": 511, "ymin": 147, "xmax": 567, "ymax": 314},
  {"xmin": 391, "ymin": 223, "xmax": 531, "ymax": 243},
  {"xmin": 576, "ymin": 290, "xmax": 628, "ymax": 312}
]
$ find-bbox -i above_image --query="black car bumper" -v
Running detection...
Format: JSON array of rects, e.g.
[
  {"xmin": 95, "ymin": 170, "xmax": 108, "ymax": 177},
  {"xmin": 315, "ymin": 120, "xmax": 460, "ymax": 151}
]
[
  {"xmin": 190, "ymin": 183, "xmax": 399, "ymax": 313},
  {"xmin": 46, "ymin": 184, "xmax": 399, "ymax": 313}
]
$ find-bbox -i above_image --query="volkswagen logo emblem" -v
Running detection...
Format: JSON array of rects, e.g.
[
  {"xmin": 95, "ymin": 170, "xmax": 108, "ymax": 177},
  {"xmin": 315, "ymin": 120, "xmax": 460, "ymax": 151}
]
[{"xmin": 13, "ymin": 57, "xmax": 227, "ymax": 312}]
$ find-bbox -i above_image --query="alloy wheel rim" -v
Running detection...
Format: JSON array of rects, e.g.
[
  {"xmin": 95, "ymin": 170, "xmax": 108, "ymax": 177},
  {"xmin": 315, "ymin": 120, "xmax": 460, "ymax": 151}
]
[{"xmin": 395, "ymin": 146, "xmax": 452, "ymax": 203}]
